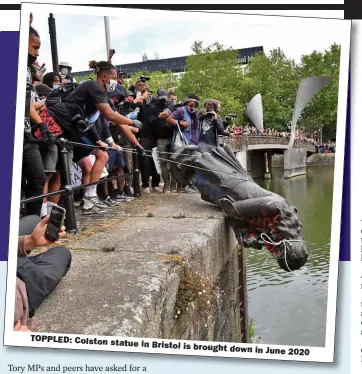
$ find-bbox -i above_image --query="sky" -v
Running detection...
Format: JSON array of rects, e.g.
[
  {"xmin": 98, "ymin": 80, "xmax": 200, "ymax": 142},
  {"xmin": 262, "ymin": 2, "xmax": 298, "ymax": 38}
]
[{"xmin": 30, "ymin": 11, "xmax": 343, "ymax": 74}]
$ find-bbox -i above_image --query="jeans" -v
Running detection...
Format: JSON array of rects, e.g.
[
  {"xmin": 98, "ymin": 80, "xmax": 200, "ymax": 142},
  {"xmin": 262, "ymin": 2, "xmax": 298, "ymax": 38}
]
[
  {"xmin": 22, "ymin": 144, "xmax": 46, "ymax": 217},
  {"xmin": 139, "ymin": 137, "xmax": 160, "ymax": 188},
  {"xmin": 157, "ymin": 138, "xmax": 174, "ymax": 189}
]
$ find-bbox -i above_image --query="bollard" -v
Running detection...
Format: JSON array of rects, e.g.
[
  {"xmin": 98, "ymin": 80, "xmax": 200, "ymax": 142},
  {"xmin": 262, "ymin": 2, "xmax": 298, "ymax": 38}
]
[{"xmin": 57, "ymin": 138, "xmax": 77, "ymax": 233}]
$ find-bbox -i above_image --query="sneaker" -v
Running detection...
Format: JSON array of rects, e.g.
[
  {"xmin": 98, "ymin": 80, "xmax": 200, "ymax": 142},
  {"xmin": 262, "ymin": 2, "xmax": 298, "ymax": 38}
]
[
  {"xmin": 152, "ymin": 186, "xmax": 163, "ymax": 193},
  {"xmin": 84, "ymin": 196, "xmax": 112, "ymax": 209},
  {"xmin": 163, "ymin": 184, "xmax": 170, "ymax": 193},
  {"xmin": 123, "ymin": 186, "xmax": 133, "ymax": 197},
  {"xmin": 117, "ymin": 193, "xmax": 134, "ymax": 202},
  {"xmin": 102, "ymin": 196, "xmax": 120, "ymax": 206},
  {"xmin": 121, "ymin": 192, "xmax": 134, "ymax": 201},
  {"xmin": 82, "ymin": 204, "xmax": 106, "ymax": 215},
  {"xmin": 143, "ymin": 187, "xmax": 151, "ymax": 194},
  {"xmin": 189, "ymin": 184, "xmax": 198, "ymax": 191},
  {"xmin": 74, "ymin": 200, "xmax": 82, "ymax": 208},
  {"xmin": 180, "ymin": 186, "xmax": 198, "ymax": 193}
]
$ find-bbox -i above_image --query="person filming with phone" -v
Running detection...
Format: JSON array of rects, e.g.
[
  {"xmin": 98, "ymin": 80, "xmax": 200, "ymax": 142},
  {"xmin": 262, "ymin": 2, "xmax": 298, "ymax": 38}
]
[{"xmin": 15, "ymin": 209, "xmax": 71, "ymax": 332}]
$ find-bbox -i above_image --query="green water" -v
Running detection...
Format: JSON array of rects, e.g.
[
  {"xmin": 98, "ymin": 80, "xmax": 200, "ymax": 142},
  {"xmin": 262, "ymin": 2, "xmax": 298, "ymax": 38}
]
[{"xmin": 246, "ymin": 166, "xmax": 334, "ymax": 347}]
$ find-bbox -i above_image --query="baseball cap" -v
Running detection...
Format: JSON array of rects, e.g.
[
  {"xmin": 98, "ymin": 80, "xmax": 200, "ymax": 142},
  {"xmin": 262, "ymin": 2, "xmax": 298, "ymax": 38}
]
[{"xmin": 157, "ymin": 88, "xmax": 167, "ymax": 100}]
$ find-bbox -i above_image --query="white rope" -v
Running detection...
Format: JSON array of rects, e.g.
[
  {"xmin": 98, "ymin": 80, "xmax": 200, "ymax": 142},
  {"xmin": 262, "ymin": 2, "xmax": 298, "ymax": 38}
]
[
  {"xmin": 260, "ymin": 233, "xmax": 307, "ymax": 276},
  {"xmin": 129, "ymin": 148, "xmax": 307, "ymax": 276}
]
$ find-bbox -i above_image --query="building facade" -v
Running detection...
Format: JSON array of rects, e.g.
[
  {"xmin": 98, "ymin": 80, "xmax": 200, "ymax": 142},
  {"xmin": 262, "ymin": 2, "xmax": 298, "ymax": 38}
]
[{"xmin": 72, "ymin": 46, "xmax": 264, "ymax": 79}]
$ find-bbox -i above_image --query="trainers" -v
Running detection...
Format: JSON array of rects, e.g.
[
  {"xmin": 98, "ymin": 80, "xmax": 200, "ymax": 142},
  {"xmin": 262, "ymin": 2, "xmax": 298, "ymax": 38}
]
[
  {"xmin": 152, "ymin": 186, "xmax": 163, "ymax": 193},
  {"xmin": 180, "ymin": 186, "xmax": 198, "ymax": 193},
  {"xmin": 117, "ymin": 193, "xmax": 134, "ymax": 202},
  {"xmin": 163, "ymin": 184, "xmax": 171, "ymax": 193},
  {"xmin": 103, "ymin": 196, "xmax": 120, "ymax": 206},
  {"xmin": 189, "ymin": 184, "xmax": 198, "ymax": 191},
  {"xmin": 143, "ymin": 187, "xmax": 151, "ymax": 194},
  {"xmin": 74, "ymin": 200, "xmax": 82, "ymax": 208},
  {"xmin": 82, "ymin": 204, "xmax": 106, "ymax": 215},
  {"xmin": 123, "ymin": 186, "xmax": 133, "ymax": 197},
  {"xmin": 84, "ymin": 196, "xmax": 112, "ymax": 209}
]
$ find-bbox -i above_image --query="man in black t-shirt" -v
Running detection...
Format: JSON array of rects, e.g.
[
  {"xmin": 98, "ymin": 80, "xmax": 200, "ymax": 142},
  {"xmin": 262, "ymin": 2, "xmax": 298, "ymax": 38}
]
[
  {"xmin": 47, "ymin": 60, "xmax": 145, "ymax": 214},
  {"xmin": 149, "ymin": 88, "xmax": 176, "ymax": 193}
]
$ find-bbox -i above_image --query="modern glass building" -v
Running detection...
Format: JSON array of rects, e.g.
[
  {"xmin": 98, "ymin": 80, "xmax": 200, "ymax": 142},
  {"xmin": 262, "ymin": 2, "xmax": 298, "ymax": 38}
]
[{"xmin": 72, "ymin": 46, "xmax": 264, "ymax": 79}]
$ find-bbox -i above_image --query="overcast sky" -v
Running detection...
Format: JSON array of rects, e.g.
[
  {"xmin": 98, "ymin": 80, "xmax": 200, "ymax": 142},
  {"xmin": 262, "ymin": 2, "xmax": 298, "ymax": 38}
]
[{"xmin": 31, "ymin": 11, "xmax": 343, "ymax": 73}]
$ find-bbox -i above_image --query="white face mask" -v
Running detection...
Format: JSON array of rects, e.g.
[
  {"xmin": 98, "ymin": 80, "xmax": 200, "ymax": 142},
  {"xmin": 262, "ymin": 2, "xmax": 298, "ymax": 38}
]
[
  {"xmin": 53, "ymin": 84, "xmax": 60, "ymax": 89},
  {"xmin": 106, "ymin": 79, "xmax": 117, "ymax": 93},
  {"xmin": 60, "ymin": 67, "xmax": 69, "ymax": 75}
]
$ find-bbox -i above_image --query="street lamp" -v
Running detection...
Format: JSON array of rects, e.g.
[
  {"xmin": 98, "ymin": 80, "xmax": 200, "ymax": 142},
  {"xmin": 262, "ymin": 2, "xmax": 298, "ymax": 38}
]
[
  {"xmin": 104, "ymin": 16, "xmax": 111, "ymax": 58},
  {"xmin": 48, "ymin": 13, "xmax": 59, "ymax": 73}
]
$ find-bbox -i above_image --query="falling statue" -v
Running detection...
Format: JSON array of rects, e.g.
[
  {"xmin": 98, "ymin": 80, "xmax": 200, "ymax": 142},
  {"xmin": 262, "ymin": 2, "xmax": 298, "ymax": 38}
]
[{"xmin": 169, "ymin": 76, "xmax": 332, "ymax": 272}]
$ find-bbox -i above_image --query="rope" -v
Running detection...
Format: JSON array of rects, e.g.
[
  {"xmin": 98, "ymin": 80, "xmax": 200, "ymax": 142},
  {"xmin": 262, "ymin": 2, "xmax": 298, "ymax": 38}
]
[
  {"xmin": 260, "ymin": 233, "xmax": 307, "ymax": 276},
  {"xmin": 126, "ymin": 148, "xmax": 252, "ymax": 184}
]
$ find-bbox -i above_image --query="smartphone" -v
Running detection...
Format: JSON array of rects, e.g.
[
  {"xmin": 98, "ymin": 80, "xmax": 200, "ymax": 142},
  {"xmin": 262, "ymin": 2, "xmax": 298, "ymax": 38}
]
[
  {"xmin": 45, "ymin": 205, "xmax": 66, "ymax": 242},
  {"xmin": 136, "ymin": 92, "xmax": 142, "ymax": 99}
]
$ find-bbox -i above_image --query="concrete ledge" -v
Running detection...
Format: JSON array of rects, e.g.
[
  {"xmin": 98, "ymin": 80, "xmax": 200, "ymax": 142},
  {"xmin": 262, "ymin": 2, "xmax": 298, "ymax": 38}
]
[{"xmin": 35, "ymin": 195, "xmax": 240, "ymax": 341}]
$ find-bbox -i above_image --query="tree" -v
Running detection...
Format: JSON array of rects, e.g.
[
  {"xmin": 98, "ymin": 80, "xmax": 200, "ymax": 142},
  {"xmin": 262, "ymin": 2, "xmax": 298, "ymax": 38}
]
[
  {"xmin": 142, "ymin": 53, "xmax": 148, "ymax": 62},
  {"xmin": 125, "ymin": 70, "xmax": 179, "ymax": 93},
  {"xmin": 246, "ymin": 48, "xmax": 299, "ymax": 130},
  {"xmin": 296, "ymin": 43, "xmax": 340, "ymax": 133},
  {"xmin": 177, "ymin": 41, "xmax": 250, "ymax": 119}
]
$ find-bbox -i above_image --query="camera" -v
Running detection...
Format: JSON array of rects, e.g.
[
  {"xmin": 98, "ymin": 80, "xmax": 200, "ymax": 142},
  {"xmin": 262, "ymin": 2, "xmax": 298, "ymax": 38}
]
[
  {"xmin": 226, "ymin": 113, "xmax": 237, "ymax": 121},
  {"xmin": 139, "ymin": 75, "xmax": 150, "ymax": 83},
  {"xmin": 206, "ymin": 109, "xmax": 215, "ymax": 118},
  {"xmin": 72, "ymin": 113, "xmax": 89, "ymax": 132}
]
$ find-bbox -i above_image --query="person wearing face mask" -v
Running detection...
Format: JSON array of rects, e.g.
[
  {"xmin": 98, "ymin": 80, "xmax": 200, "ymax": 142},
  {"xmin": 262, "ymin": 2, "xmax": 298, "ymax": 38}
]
[
  {"xmin": 149, "ymin": 88, "xmax": 176, "ymax": 193},
  {"xmin": 46, "ymin": 59, "xmax": 145, "ymax": 214},
  {"xmin": 133, "ymin": 88, "xmax": 162, "ymax": 194},
  {"xmin": 58, "ymin": 61, "xmax": 76, "ymax": 84},
  {"xmin": 42, "ymin": 72, "xmax": 62, "ymax": 89},
  {"xmin": 22, "ymin": 26, "xmax": 49, "ymax": 217},
  {"xmin": 166, "ymin": 93, "xmax": 201, "ymax": 193}
]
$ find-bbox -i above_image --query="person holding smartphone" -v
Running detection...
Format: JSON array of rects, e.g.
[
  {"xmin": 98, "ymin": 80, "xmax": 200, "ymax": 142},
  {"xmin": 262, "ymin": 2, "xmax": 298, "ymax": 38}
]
[{"xmin": 16, "ymin": 213, "xmax": 71, "ymax": 331}]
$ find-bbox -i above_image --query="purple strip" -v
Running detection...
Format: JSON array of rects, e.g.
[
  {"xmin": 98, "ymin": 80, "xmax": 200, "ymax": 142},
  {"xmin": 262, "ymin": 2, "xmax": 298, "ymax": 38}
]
[
  {"xmin": 339, "ymin": 70, "xmax": 350, "ymax": 261},
  {"xmin": 0, "ymin": 32, "xmax": 18, "ymax": 262}
]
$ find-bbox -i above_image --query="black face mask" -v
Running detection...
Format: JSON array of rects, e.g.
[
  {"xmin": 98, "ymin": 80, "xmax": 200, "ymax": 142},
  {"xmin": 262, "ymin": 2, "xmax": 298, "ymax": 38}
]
[
  {"xmin": 28, "ymin": 54, "xmax": 37, "ymax": 67},
  {"xmin": 159, "ymin": 99, "xmax": 166, "ymax": 109}
]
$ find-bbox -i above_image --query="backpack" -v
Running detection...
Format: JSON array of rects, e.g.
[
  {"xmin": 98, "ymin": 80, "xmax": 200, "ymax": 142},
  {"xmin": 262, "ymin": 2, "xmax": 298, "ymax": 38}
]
[
  {"xmin": 46, "ymin": 83, "xmax": 92, "ymax": 136},
  {"xmin": 45, "ymin": 82, "xmax": 79, "ymax": 109}
]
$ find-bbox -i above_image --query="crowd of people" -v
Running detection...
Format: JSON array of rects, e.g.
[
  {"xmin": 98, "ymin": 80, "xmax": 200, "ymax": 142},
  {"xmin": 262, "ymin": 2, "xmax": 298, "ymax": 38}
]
[
  {"xmin": 231, "ymin": 124, "xmax": 336, "ymax": 153},
  {"xmin": 15, "ymin": 19, "xmax": 235, "ymax": 330},
  {"xmin": 15, "ymin": 16, "xmax": 337, "ymax": 331}
]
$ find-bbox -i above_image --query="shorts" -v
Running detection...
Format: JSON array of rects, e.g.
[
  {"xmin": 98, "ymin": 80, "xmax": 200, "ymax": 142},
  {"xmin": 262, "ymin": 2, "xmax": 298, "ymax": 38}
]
[
  {"xmin": 107, "ymin": 149, "xmax": 125, "ymax": 169},
  {"xmin": 72, "ymin": 136, "xmax": 93, "ymax": 163},
  {"xmin": 39, "ymin": 142, "xmax": 73, "ymax": 174}
]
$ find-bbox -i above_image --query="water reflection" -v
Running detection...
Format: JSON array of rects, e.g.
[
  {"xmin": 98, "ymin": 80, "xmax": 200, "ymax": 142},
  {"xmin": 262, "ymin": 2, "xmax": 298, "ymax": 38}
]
[{"xmin": 246, "ymin": 166, "xmax": 334, "ymax": 347}]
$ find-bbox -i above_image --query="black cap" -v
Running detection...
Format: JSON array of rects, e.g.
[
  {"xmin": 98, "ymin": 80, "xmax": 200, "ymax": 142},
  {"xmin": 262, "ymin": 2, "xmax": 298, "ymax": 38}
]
[{"xmin": 157, "ymin": 88, "xmax": 167, "ymax": 100}]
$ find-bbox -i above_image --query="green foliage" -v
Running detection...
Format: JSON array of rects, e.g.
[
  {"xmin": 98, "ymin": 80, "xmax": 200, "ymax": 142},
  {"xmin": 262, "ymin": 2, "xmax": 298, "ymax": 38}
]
[
  {"xmin": 246, "ymin": 48, "xmax": 300, "ymax": 130},
  {"xmin": 296, "ymin": 43, "xmax": 340, "ymax": 132},
  {"xmin": 74, "ymin": 41, "xmax": 340, "ymax": 134},
  {"xmin": 125, "ymin": 70, "xmax": 179, "ymax": 94},
  {"xmin": 177, "ymin": 41, "xmax": 340, "ymax": 132},
  {"xmin": 177, "ymin": 41, "xmax": 247, "ymax": 119},
  {"xmin": 73, "ymin": 72, "xmax": 96, "ymax": 83}
]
